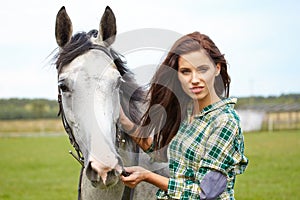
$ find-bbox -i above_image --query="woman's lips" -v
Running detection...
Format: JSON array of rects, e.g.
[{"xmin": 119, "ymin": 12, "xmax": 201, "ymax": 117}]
[{"xmin": 190, "ymin": 86, "xmax": 204, "ymax": 94}]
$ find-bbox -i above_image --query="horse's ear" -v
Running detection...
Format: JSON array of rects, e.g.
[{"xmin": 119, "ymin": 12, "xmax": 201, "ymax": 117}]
[
  {"xmin": 98, "ymin": 6, "xmax": 116, "ymax": 46},
  {"xmin": 55, "ymin": 6, "xmax": 73, "ymax": 47}
]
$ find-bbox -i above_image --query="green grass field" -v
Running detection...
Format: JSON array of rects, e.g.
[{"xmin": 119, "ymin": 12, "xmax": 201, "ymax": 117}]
[
  {"xmin": 0, "ymin": 136, "xmax": 79, "ymax": 200},
  {"xmin": 235, "ymin": 130, "xmax": 300, "ymax": 199},
  {"xmin": 0, "ymin": 130, "xmax": 299, "ymax": 199}
]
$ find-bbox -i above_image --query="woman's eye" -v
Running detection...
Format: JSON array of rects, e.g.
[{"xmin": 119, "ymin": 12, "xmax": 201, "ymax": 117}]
[
  {"xmin": 197, "ymin": 66, "xmax": 209, "ymax": 73},
  {"xmin": 199, "ymin": 69, "xmax": 208, "ymax": 73},
  {"xmin": 180, "ymin": 69, "xmax": 191, "ymax": 75}
]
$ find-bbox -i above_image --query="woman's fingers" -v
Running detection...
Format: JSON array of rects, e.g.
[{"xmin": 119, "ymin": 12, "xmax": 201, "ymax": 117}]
[
  {"xmin": 120, "ymin": 166, "xmax": 149, "ymax": 188},
  {"xmin": 123, "ymin": 166, "xmax": 138, "ymax": 173}
]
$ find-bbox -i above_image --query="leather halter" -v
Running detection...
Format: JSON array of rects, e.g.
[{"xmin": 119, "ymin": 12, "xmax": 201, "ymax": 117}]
[
  {"xmin": 57, "ymin": 93, "xmax": 84, "ymax": 166},
  {"xmin": 57, "ymin": 44, "xmax": 135, "ymax": 200}
]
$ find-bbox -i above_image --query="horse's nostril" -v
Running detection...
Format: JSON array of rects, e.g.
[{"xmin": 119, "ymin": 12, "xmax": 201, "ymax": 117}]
[
  {"xmin": 105, "ymin": 169, "xmax": 119, "ymax": 187},
  {"xmin": 107, "ymin": 169, "xmax": 120, "ymax": 178},
  {"xmin": 108, "ymin": 169, "xmax": 115, "ymax": 176}
]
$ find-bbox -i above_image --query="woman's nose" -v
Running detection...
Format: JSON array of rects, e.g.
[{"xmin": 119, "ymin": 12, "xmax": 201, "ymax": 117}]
[{"xmin": 191, "ymin": 72, "xmax": 200, "ymax": 84}]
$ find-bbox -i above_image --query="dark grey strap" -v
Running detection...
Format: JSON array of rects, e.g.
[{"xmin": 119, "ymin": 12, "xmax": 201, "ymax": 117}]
[{"xmin": 77, "ymin": 167, "xmax": 84, "ymax": 200}]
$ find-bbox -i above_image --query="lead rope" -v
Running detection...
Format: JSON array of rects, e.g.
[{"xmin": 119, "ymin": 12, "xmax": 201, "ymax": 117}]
[{"xmin": 116, "ymin": 125, "xmax": 138, "ymax": 200}]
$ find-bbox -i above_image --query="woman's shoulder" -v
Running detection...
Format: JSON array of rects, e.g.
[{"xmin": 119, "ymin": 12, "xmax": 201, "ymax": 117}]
[
  {"xmin": 212, "ymin": 98, "xmax": 239, "ymax": 117},
  {"xmin": 211, "ymin": 98, "xmax": 241, "ymax": 128}
]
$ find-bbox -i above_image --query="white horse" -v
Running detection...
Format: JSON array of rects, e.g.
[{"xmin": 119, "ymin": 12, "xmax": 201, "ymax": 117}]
[{"xmin": 54, "ymin": 6, "xmax": 168, "ymax": 200}]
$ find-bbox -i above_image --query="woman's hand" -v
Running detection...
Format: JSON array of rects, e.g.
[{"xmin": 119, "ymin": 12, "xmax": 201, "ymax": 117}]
[
  {"xmin": 119, "ymin": 107, "xmax": 153, "ymax": 151},
  {"xmin": 120, "ymin": 166, "xmax": 169, "ymax": 191},
  {"xmin": 119, "ymin": 107, "xmax": 136, "ymax": 133},
  {"xmin": 120, "ymin": 166, "xmax": 150, "ymax": 188}
]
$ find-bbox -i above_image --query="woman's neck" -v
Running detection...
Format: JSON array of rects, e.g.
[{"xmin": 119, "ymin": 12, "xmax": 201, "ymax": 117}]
[{"xmin": 193, "ymin": 93, "xmax": 221, "ymax": 115}]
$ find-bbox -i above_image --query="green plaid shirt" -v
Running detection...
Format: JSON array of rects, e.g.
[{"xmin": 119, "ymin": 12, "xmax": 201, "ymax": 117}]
[{"xmin": 156, "ymin": 98, "xmax": 248, "ymax": 199}]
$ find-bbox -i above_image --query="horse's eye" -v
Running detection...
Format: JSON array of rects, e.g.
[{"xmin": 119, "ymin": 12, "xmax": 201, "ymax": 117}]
[
  {"xmin": 58, "ymin": 82, "xmax": 69, "ymax": 92},
  {"xmin": 93, "ymin": 32, "xmax": 98, "ymax": 38}
]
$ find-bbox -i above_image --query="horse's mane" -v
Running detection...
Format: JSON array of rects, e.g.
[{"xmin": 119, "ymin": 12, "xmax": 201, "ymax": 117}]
[{"xmin": 55, "ymin": 30, "xmax": 146, "ymax": 124}]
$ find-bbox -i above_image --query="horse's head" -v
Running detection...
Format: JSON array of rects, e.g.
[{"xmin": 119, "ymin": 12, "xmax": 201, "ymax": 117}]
[{"xmin": 55, "ymin": 6, "xmax": 138, "ymax": 188}]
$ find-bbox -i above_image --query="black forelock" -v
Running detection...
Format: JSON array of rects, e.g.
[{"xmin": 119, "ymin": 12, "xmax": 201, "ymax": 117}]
[{"xmin": 56, "ymin": 31, "xmax": 95, "ymax": 73}]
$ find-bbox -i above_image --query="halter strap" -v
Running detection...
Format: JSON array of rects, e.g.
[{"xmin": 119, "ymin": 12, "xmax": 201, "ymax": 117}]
[
  {"xmin": 89, "ymin": 44, "xmax": 112, "ymax": 57},
  {"xmin": 58, "ymin": 92, "xmax": 84, "ymax": 166}
]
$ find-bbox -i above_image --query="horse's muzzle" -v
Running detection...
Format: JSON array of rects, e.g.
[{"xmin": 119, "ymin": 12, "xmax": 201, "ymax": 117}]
[{"xmin": 86, "ymin": 161, "xmax": 120, "ymax": 188}]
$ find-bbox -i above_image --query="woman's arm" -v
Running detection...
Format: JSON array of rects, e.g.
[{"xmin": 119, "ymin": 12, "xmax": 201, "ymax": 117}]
[
  {"xmin": 121, "ymin": 167, "xmax": 226, "ymax": 199},
  {"xmin": 120, "ymin": 166, "xmax": 169, "ymax": 191},
  {"xmin": 130, "ymin": 133, "xmax": 153, "ymax": 152},
  {"xmin": 119, "ymin": 107, "xmax": 153, "ymax": 151}
]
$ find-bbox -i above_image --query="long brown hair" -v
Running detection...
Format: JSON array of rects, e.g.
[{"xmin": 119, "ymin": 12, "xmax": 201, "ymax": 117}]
[{"xmin": 140, "ymin": 31, "xmax": 230, "ymax": 160}]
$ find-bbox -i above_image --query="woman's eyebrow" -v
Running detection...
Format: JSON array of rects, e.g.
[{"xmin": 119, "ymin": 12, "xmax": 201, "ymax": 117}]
[{"xmin": 196, "ymin": 64, "xmax": 210, "ymax": 68}]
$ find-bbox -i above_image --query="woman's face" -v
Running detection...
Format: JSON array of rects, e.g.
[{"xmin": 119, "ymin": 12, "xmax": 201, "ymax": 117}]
[{"xmin": 177, "ymin": 50, "xmax": 220, "ymax": 103}]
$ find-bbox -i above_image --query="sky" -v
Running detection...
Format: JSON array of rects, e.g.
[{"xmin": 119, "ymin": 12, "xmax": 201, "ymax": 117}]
[{"xmin": 0, "ymin": 0, "xmax": 299, "ymax": 100}]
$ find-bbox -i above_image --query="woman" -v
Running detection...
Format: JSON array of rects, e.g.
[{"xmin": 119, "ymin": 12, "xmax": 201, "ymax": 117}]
[{"xmin": 119, "ymin": 31, "xmax": 248, "ymax": 199}]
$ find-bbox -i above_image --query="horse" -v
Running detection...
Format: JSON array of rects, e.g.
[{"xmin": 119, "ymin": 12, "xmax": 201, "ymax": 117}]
[{"xmin": 54, "ymin": 6, "xmax": 168, "ymax": 200}]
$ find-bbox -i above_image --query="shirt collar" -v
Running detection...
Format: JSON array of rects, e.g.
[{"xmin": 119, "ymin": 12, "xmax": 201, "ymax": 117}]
[{"xmin": 187, "ymin": 97, "xmax": 237, "ymax": 118}]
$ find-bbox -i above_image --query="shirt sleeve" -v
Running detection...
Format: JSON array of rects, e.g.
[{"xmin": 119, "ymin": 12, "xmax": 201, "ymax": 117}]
[
  {"xmin": 166, "ymin": 170, "xmax": 227, "ymax": 199},
  {"xmin": 199, "ymin": 170, "xmax": 227, "ymax": 199},
  {"xmin": 199, "ymin": 116, "xmax": 240, "ymax": 175},
  {"xmin": 196, "ymin": 115, "xmax": 248, "ymax": 198},
  {"xmin": 199, "ymin": 114, "xmax": 248, "ymax": 175}
]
